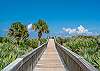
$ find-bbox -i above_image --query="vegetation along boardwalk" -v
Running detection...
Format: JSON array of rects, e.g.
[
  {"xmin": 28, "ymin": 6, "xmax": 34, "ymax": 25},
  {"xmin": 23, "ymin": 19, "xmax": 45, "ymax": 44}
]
[{"xmin": 33, "ymin": 39, "xmax": 66, "ymax": 71}]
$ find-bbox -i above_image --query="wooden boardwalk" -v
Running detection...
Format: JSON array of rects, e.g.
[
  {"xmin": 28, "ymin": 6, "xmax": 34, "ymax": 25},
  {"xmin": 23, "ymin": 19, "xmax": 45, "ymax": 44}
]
[{"xmin": 33, "ymin": 39, "xmax": 66, "ymax": 71}]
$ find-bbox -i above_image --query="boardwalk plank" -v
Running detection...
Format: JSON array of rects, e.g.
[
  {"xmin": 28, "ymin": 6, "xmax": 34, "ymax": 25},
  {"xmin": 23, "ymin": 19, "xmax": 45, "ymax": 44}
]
[{"xmin": 33, "ymin": 39, "xmax": 66, "ymax": 71}]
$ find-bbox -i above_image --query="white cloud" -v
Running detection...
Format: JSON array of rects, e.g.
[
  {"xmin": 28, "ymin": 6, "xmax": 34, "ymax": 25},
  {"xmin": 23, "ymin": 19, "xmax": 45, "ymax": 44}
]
[
  {"xmin": 77, "ymin": 25, "xmax": 88, "ymax": 33},
  {"xmin": 62, "ymin": 28, "xmax": 77, "ymax": 34},
  {"xmin": 27, "ymin": 24, "xmax": 32, "ymax": 30},
  {"xmin": 62, "ymin": 25, "xmax": 90, "ymax": 34}
]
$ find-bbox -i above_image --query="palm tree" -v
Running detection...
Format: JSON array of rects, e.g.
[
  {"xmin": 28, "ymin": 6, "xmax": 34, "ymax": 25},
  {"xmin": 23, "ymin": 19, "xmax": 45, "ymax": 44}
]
[
  {"xmin": 8, "ymin": 22, "xmax": 29, "ymax": 46},
  {"xmin": 32, "ymin": 19, "xmax": 49, "ymax": 45}
]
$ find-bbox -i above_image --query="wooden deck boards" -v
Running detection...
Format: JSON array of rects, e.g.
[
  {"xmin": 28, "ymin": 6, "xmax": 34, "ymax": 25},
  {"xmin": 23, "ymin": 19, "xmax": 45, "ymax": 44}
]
[{"xmin": 33, "ymin": 39, "xmax": 66, "ymax": 71}]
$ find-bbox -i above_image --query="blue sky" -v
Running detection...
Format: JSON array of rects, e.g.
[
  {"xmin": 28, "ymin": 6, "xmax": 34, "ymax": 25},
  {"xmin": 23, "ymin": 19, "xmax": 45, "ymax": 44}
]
[{"xmin": 0, "ymin": 0, "xmax": 100, "ymax": 37}]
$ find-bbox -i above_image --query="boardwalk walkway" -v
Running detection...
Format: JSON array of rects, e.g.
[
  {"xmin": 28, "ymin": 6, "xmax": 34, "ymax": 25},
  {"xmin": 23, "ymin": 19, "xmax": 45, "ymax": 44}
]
[
  {"xmin": 3, "ymin": 39, "xmax": 98, "ymax": 71},
  {"xmin": 33, "ymin": 39, "xmax": 66, "ymax": 71}
]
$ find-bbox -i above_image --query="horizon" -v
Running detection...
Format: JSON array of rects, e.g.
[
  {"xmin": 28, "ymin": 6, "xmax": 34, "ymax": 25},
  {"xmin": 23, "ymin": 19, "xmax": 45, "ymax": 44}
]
[{"xmin": 0, "ymin": 0, "xmax": 100, "ymax": 37}]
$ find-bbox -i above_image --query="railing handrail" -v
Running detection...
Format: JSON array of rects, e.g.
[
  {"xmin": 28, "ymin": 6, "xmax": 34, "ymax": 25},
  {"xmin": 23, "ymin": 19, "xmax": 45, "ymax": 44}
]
[
  {"xmin": 55, "ymin": 41, "xmax": 98, "ymax": 71},
  {"xmin": 21, "ymin": 42, "xmax": 47, "ymax": 58},
  {"xmin": 2, "ymin": 42, "xmax": 48, "ymax": 71}
]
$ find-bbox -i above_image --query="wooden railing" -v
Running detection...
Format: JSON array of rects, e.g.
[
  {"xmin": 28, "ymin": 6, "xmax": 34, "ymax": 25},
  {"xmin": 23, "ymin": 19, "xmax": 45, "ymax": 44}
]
[
  {"xmin": 2, "ymin": 42, "xmax": 47, "ymax": 71},
  {"xmin": 55, "ymin": 42, "xmax": 98, "ymax": 71},
  {"xmin": 2, "ymin": 38, "xmax": 99, "ymax": 71}
]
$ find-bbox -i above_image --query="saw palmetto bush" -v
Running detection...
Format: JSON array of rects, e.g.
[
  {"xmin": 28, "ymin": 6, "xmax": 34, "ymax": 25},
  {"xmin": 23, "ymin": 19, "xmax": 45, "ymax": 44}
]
[
  {"xmin": 0, "ymin": 39, "xmax": 33, "ymax": 70},
  {"xmin": 57, "ymin": 35, "xmax": 100, "ymax": 70},
  {"xmin": 0, "ymin": 37, "xmax": 47, "ymax": 70}
]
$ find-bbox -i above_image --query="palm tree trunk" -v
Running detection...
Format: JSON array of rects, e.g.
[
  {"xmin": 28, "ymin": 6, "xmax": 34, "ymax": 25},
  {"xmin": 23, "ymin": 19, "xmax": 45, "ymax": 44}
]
[{"xmin": 38, "ymin": 32, "xmax": 42, "ymax": 46}]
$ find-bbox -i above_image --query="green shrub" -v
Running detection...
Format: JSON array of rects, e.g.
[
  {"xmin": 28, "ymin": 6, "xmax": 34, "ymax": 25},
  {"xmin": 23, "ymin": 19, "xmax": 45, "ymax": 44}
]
[{"xmin": 57, "ymin": 35, "xmax": 100, "ymax": 70}]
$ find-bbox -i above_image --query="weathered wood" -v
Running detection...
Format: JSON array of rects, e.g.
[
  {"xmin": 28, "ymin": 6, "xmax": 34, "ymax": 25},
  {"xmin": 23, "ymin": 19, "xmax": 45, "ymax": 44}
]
[
  {"xmin": 2, "ymin": 43, "xmax": 47, "ymax": 71},
  {"xmin": 55, "ymin": 41, "xmax": 99, "ymax": 71},
  {"xmin": 33, "ymin": 39, "xmax": 66, "ymax": 71},
  {"xmin": 2, "ymin": 38, "xmax": 98, "ymax": 71}
]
